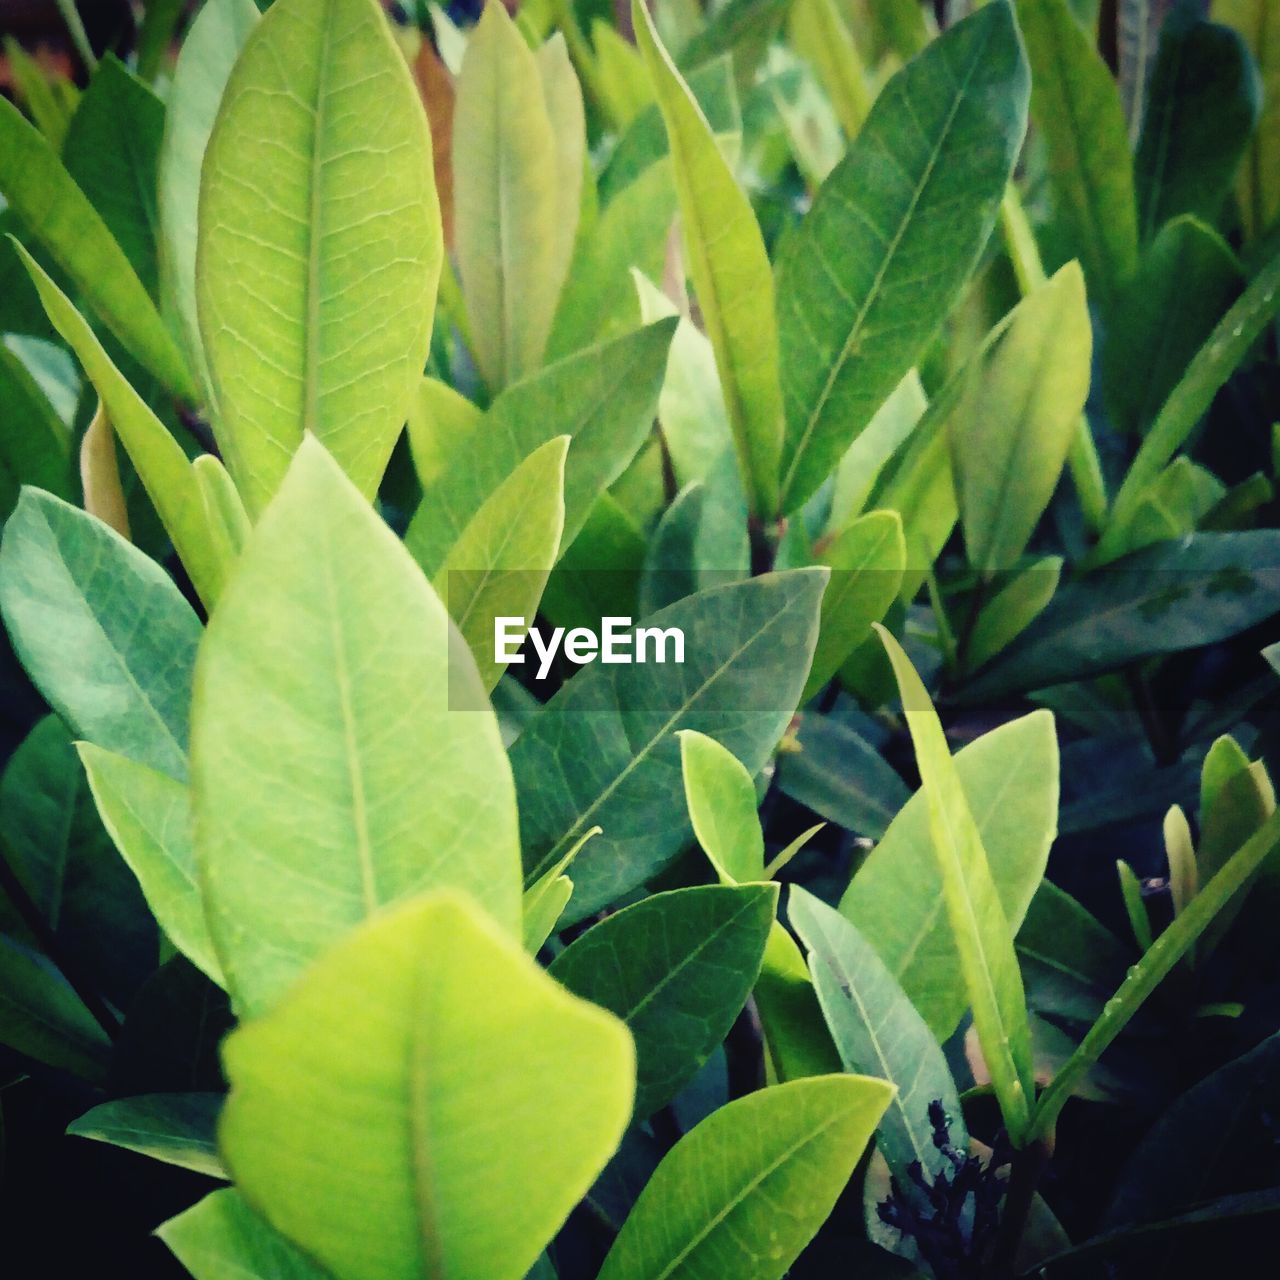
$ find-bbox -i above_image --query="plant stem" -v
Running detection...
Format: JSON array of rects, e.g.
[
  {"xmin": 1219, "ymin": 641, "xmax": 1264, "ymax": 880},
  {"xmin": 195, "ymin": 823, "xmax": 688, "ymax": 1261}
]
[
  {"xmin": 724, "ymin": 999, "xmax": 765, "ymax": 1099},
  {"xmin": 54, "ymin": 0, "xmax": 97, "ymax": 72},
  {"xmin": 991, "ymin": 1134, "xmax": 1053, "ymax": 1278},
  {"xmin": 1125, "ymin": 666, "xmax": 1177, "ymax": 766}
]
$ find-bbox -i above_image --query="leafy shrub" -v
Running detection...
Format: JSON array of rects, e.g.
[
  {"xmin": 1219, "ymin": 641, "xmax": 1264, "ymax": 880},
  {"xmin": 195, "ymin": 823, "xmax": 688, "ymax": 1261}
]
[{"xmin": 0, "ymin": 0, "xmax": 1278, "ymax": 1276}]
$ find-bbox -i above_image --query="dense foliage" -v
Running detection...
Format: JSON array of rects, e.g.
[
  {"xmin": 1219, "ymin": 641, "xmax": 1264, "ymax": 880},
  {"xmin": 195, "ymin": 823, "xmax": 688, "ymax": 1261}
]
[{"xmin": 0, "ymin": 0, "xmax": 1278, "ymax": 1276}]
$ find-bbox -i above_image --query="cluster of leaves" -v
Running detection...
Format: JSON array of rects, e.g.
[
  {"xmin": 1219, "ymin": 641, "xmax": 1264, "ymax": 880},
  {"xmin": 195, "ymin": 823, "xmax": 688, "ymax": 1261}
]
[{"xmin": 0, "ymin": 0, "xmax": 1278, "ymax": 1276}]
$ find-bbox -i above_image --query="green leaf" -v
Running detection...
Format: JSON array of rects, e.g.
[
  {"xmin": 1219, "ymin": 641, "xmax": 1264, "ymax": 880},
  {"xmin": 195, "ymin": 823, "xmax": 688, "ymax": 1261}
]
[
  {"xmin": 512, "ymin": 569, "xmax": 827, "ymax": 920},
  {"xmin": 1214, "ymin": 0, "xmax": 1280, "ymax": 240},
  {"xmin": 3, "ymin": 36, "xmax": 77, "ymax": 149},
  {"xmin": 1103, "ymin": 216, "xmax": 1241, "ymax": 437},
  {"xmin": 875, "ymin": 627, "xmax": 1035, "ymax": 1144},
  {"xmin": 775, "ymin": 2, "xmax": 1028, "ymax": 513},
  {"xmin": 805, "ymin": 510, "xmax": 905, "ymax": 700},
  {"xmin": 1118, "ymin": 859, "xmax": 1155, "ymax": 951},
  {"xmin": 790, "ymin": 886, "xmax": 966, "ymax": 1197},
  {"xmin": 548, "ymin": 161, "xmax": 675, "ymax": 361},
  {"xmin": 780, "ymin": 712, "xmax": 911, "ymax": 840},
  {"xmin": 0, "ymin": 338, "xmax": 73, "ymax": 517},
  {"xmin": 406, "ymin": 322, "xmax": 675, "ymax": 576},
  {"xmin": 433, "ymin": 436, "xmax": 568, "ymax": 692},
  {"xmin": 1, "ymin": 716, "xmax": 154, "ymax": 1006},
  {"xmin": 0, "ymin": 932, "xmax": 110, "ymax": 1079},
  {"xmin": 453, "ymin": 4, "xmax": 570, "ymax": 388},
  {"xmin": 61, "ymin": 56, "xmax": 164, "ymax": 298},
  {"xmin": 963, "ymin": 532, "xmax": 1280, "ymax": 699},
  {"xmin": 1032, "ymin": 806, "xmax": 1280, "ymax": 1139},
  {"xmin": 1134, "ymin": 12, "xmax": 1261, "ymax": 242},
  {"xmin": 0, "ymin": 488, "xmax": 200, "ymax": 781},
  {"xmin": 11, "ymin": 242, "xmax": 229, "ymax": 608},
  {"xmin": 0, "ymin": 98, "xmax": 194, "ymax": 401},
  {"xmin": 787, "ymin": 0, "xmax": 871, "ymax": 138},
  {"xmin": 965, "ymin": 556, "xmax": 1063, "ymax": 672},
  {"xmin": 680, "ymin": 729, "xmax": 766, "ymax": 884},
  {"xmin": 552, "ymin": 884, "xmax": 777, "ymax": 1118},
  {"xmin": 1099, "ymin": 245, "xmax": 1280, "ymax": 559},
  {"xmin": 191, "ymin": 440, "xmax": 520, "ymax": 1017},
  {"xmin": 157, "ymin": 0, "xmax": 259, "ymax": 385},
  {"xmin": 633, "ymin": 0, "xmax": 784, "ymax": 517},
  {"xmin": 198, "ymin": 0, "xmax": 441, "ymax": 515},
  {"xmin": 159, "ymin": 1189, "xmax": 331, "ymax": 1280},
  {"xmin": 596, "ymin": 1074, "xmax": 893, "ymax": 1280},
  {"xmin": 840, "ymin": 711, "xmax": 1059, "ymax": 1040},
  {"xmin": 1013, "ymin": 0, "xmax": 1138, "ymax": 313},
  {"xmin": 78, "ymin": 744, "xmax": 222, "ymax": 987},
  {"xmin": 220, "ymin": 891, "xmax": 634, "ymax": 1280},
  {"xmin": 1105, "ymin": 1033, "xmax": 1280, "ymax": 1236},
  {"xmin": 951, "ymin": 263, "xmax": 1092, "ymax": 574},
  {"xmin": 68, "ymin": 1093, "xmax": 226, "ymax": 1179}
]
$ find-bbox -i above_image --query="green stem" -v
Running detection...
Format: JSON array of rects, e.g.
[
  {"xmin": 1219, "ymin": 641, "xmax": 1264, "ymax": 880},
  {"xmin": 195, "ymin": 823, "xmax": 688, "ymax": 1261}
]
[{"xmin": 54, "ymin": 0, "xmax": 97, "ymax": 72}]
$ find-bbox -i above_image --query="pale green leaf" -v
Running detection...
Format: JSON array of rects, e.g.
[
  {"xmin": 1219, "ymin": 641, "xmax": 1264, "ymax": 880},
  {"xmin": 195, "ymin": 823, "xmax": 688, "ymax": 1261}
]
[
  {"xmin": 158, "ymin": 0, "xmax": 259, "ymax": 386},
  {"xmin": 220, "ymin": 891, "xmax": 635, "ymax": 1280},
  {"xmin": 875, "ymin": 626, "xmax": 1035, "ymax": 1144},
  {"xmin": 551, "ymin": 884, "xmax": 777, "ymax": 1118},
  {"xmin": 159, "ymin": 1189, "xmax": 331, "ymax": 1280},
  {"xmin": 634, "ymin": 0, "xmax": 784, "ymax": 516},
  {"xmin": 69, "ymin": 1093, "xmax": 226, "ymax": 1179},
  {"xmin": 191, "ymin": 440, "xmax": 520, "ymax": 1017},
  {"xmin": 433, "ymin": 436, "xmax": 568, "ymax": 692},
  {"xmin": 679, "ymin": 729, "xmax": 765, "ymax": 884},
  {"xmin": 11, "ymin": 242, "xmax": 229, "ymax": 608},
  {"xmin": 0, "ymin": 339, "xmax": 73, "ymax": 517},
  {"xmin": 198, "ymin": 0, "xmax": 441, "ymax": 514},
  {"xmin": 952, "ymin": 263, "xmax": 1092, "ymax": 574},
  {"xmin": 0, "ymin": 488, "xmax": 200, "ymax": 781},
  {"xmin": 805, "ymin": 510, "xmax": 905, "ymax": 700},
  {"xmin": 453, "ymin": 3, "xmax": 562, "ymax": 388},
  {"xmin": 1014, "ymin": 0, "xmax": 1138, "ymax": 313},
  {"xmin": 775, "ymin": 3, "xmax": 1028, "ymax": 513},
  {"xmin": 0, "ymin": 98, "xmax": 194, "ymax": 400},
  {"xmin": 965, "ymin": 556, "xmax": 1063, "ymax": 672},
  {"xmin": 790, "ymin": 886, "xmax": 966, "ymax": 1197},
  {"xmin": 597, "ymin": 1074, "xmax": 893, "ymax": 1280},
  {"xmin": 78, "ymin": 743, "xmax": 223, "ymax": 987},
  {"xmin": 535, "ymin": 34, "xmax": 585, "ymax": 326},
  {"xmin": 406, "ymin": 322, "xmax": 675, "ymax": 575},
  {"xmin": 840, "ymin": 711, "xmax": 1058, "ymax": 1040},
  {"xmin": 512, "ymin": 569, "xmax": 827, "ymax": 920}
]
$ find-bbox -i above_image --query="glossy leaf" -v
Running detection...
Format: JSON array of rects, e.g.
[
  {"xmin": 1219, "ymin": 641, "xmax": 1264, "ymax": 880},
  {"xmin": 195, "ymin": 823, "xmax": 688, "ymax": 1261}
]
[
  {"xmin": 775, "ymin": 2, "xmax": 1028, "ymax": 513},
  {"xmin": 634, "ymin": 0, "xmax": 783, "ymax": 517},
  {"xmin": 406, "ymin": 322, "xmax": 675, "ymax": 576},
  {"xmin": 198, "ymin": 0, "xmax": 441, "ymax": 514},
  {"xmin": 791, "ymin": 886, "xmax": 966, "ymax": 1195},
  {"xmin": 552, "ymin": 884, "xmax": 776, "ymax": 1118},
  {"xmin": 157, "ymin": 0, "xmax": 259, "ymax": 382},
  {"xmin": 191, "ymin": 440, "xmax": 520, "ymax": 1017},
  {"xmin": 0, "ymin": 488, "xmax": 200, "ymax": 781},
  {"xmin": 1014, "ymin": 0, "xmax": 1138, "ymax": 313},
  {"xmin": 453, "ymin": 5, "xmax": 571, "ymax": 388},
  {"xmin": 220, "ymin": 891, "xmax": 635, "ymax": 1280},
  {"xmin": 597, "ymin": 1075, "xmax": 893, "ymax": 1280},
  {"xmin": 13, "ymin": 243, "xmax": 229, "ymax": 608},
  {"xmin": 0, "ymin": 98, "xmax": 194, "ymax": 400},
  {"xmin": 841, "ymin": 711, "xmax": 1058, "ymax": 1039},
  {"xmin": 951, "ymin": 263, "xmax": 1091, "ymax": 574},
  {"xmin": 875, "ymin": 627, "xmax": 1035, "ymax": 1144},
  {"xmin": 78, "ymin": 743, "xmax": 222, "ymax": 987},
  {"xmin": 805, "ymin": 510, "xmax": 905, "ymax": 700},
  {"xmin": 433, "ymin": 436, "xmax": 568, "ymax": 692},
  {"xmin": 964, "ymin": 532, "xmax": 1280, "ymax": 699},
  {"xmin": 69, "ymin": 1093, "xmax": 225, "ymax": 1179},
  {"xmin": 966, "ymin": 556, "xmax": 1063, "ymax": 672},
  {"xmin": 159, "ymin": 1189, "xmax": 331, "ymax": 1280},
  {"xmin": 512, "ymin": 569, "xmax": 827, "ymax": 920}
]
